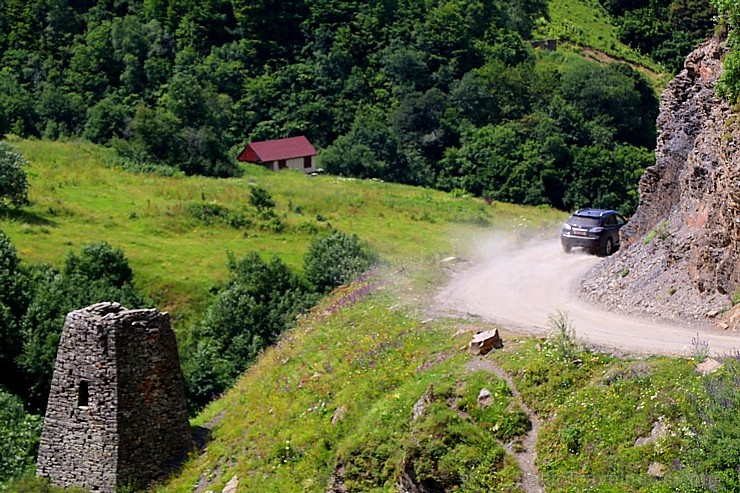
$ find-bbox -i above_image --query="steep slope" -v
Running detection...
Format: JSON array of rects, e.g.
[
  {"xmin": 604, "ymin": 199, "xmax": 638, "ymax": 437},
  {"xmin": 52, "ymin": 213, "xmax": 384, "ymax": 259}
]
[{"xmin": 582, "ymin": 37, "xmax": 740, "ymax": 324}]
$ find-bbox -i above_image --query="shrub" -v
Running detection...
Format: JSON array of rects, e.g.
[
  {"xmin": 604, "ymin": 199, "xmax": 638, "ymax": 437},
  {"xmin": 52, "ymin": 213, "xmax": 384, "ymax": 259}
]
[
  {"xmin": 186, "ymin": 202, "xmax": 232, "ymax": 225},
  {"xmin": 0, "ymin": 142, "xmax": 30, "ymax": 208},
  {"xmin": 678, "ymin": 358, "xmax": 740, "ymax": 490},
  {"xmin": 248, "ymin": 185, "xmax": 276, "ymax": 212},
  {"xmin": 304, "ymin": 231, "xmax": 377, "ymax": 293},
  {"xmin": 186, "ymin": 202, "xmax": 253, "ymax": 229},
  {"xmin": 0, "ymin": 389, "xmax": 42, "ymax": 485},
  {"xmin": 62, "ymin": 241, "xmax": 134, "ymax": 288},
  {"xmin": 546, "ymin": 310, "xmax": 580, "ymax": 362},
  {"xmin": 183, "ymin": 252, "xmax": 314, "ymax": 410}
]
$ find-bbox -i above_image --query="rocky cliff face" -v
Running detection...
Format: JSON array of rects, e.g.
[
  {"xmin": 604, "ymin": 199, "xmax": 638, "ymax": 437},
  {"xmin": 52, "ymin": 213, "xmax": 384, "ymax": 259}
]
[{"xmin": 582, "ymin": 38, "xmax": 740, "ymax": 327}]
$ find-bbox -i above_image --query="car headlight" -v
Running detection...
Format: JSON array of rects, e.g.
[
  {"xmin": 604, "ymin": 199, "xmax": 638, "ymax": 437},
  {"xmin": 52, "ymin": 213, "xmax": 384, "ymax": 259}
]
[
  {"xmin": 589, "ymin": 227, "xmax": 604, "ymax": 233},
  {"xmin": 562, "ymin": 223, "xmax": 572, "ymax": 231}
]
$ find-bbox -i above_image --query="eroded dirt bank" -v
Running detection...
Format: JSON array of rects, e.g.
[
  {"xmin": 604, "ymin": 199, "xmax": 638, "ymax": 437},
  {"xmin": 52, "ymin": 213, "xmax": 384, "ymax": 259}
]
[{"xmin": 436, "ymin": 234, "xmax": 740, "ymax": 356}]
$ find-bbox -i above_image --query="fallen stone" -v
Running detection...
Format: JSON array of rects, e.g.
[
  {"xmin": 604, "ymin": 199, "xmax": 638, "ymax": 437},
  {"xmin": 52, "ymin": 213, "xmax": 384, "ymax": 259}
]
[
  {"xmin": 468, "ymin": 329, "xmax": 503, "ymax": 355},
  {"xmin": 696, "ymin": 358, "xmax": 722, "ymax": 375},
  {"xmin": 635, "ymin": 421, "xmax": 668, "ymax": 447},
  {"xmin": 647, "ymin": 462, "xmax": 667, "ymax": 479},
  {"xmin": 477, "ymin": 388, "xmax": 492, "ymax": 409},
  {"xmin": 412, "ymin": 388, "xmax": 433, "ymax": 421},
  {"xmin": 331, "ymin": 405, "xmax": 347, "ymax": 425},
  {"xmin": 452, "ymin": 328, "xmax": 471, "ymax": 338}
]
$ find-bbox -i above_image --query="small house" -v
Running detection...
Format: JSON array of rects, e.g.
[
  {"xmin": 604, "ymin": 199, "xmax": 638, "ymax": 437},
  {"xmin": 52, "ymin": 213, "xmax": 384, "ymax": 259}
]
[{"xmin": 237, "ymin": 136, "xmax": 317, "ymax": 173}]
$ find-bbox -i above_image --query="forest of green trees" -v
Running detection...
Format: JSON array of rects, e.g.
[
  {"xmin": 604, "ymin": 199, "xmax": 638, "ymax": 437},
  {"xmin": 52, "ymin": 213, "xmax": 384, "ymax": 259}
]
[{"xmin": 0, "ymin": 0, "xmax": 715, "ymax": 214}]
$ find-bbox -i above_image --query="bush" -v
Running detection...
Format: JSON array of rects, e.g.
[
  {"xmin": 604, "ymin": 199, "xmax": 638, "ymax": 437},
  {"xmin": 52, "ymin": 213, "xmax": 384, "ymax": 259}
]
[
  {"xmin": 0, "ymin": 389, "xmax": 42, "ymax": 485},
  {"xmin": 546, "ymin": 310, "xmax": 580, "ymax": 362},
  {"xmin": 248, "ymin": 185, "xmax": 276, "ymax": 213},
  {"xmin": 184, "ymin": 252, "xmax": 314, "ymax": 410},
  {"xmin": 0, "ymin": 142, "xmax": 30, "ymax": 208},
  {"xmin": 304, "ymin": 231, "xmax": 376, "ymax": 294},
  {"xmin": 679, "ymin": 358, "xmax": 740, "ymax": 489}
]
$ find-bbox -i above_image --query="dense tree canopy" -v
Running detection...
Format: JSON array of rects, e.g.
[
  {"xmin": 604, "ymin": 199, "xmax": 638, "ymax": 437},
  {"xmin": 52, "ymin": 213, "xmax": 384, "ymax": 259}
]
[
  {"xmin": 0, "ymin": 0, "xmax": 712, "ymax": 213},
  {"xmin": 601, "ymin": 0, "xmax": 715, "ymax": 72},
  {"xmin": 0, "ymin": 142, "xmax": 29, "ymax": 207},
  {"xmin": 0, "ymin": 235, "xmax": 149, "ymax": 414}
]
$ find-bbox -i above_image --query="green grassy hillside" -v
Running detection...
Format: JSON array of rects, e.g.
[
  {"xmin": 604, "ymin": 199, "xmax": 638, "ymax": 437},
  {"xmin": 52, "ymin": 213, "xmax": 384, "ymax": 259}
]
[
  {"xmin": 535, "ymin": 0, "xmax": 670, "ymax": 88},
  {"xmin": 1, "ymin": 137, "xmax": 564, "ymax": 323}
]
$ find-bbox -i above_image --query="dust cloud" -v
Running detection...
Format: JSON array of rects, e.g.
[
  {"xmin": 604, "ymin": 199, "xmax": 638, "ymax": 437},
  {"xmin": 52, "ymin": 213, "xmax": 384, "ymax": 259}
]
[{"xmin": 436, "ymin": 232, "xmax": 740, "ymax": 357}]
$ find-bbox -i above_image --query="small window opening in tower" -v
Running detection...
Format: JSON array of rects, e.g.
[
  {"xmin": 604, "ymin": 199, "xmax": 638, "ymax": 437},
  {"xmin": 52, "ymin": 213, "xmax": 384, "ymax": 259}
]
[{"xmin": 78, "ymin": 380, "xmax": 89, "ymax": 407}]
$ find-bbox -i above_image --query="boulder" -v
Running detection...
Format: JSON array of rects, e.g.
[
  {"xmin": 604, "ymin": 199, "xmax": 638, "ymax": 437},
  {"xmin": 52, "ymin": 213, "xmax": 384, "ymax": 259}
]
[{"xmin": 468, "ymin": 329, "xmax": 503, "ymax": 355}]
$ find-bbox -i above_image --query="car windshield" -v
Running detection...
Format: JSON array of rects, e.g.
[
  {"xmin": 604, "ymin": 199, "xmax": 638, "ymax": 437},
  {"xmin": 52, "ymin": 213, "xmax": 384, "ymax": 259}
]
[{"xmin": 569, "ymin": 215, "xmax": 600, "ymax": 228}]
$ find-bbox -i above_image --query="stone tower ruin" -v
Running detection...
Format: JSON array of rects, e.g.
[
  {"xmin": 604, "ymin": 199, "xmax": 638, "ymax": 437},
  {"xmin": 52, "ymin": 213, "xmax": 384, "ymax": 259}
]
[{"xmin": 36, "ymin": 302, "xmax": 192, "ymax": 492}]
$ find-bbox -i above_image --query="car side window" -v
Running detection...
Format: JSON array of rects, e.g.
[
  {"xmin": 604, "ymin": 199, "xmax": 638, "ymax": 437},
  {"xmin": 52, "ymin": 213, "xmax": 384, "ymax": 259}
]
[
  {"xmin": 604, "ymin": 214, "xmax": 617, "ymax": 226},
  {"xmin": 616, "ymin": 215, "xmax": 626, "ymax": 225}
]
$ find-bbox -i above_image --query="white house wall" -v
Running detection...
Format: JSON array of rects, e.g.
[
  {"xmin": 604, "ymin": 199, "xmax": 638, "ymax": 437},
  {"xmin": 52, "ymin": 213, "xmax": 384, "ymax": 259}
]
[{"xmin": 266, "ymin": 156, "xmax": 316, "ymax": 173}]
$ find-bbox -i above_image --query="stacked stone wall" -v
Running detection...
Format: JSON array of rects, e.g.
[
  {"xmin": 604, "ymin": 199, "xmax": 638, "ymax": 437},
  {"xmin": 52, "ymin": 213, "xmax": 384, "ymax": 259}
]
[
  {"xmin": 36, "ymin": 303, "xmax": 120, "ymax": 491},
  {"xmin": 36, "ymin": 302, "xmax": 191, "ymax": 492},
  {"xmin": 115, "ymin": 308, "xmax": 192, "ymax": 486}
]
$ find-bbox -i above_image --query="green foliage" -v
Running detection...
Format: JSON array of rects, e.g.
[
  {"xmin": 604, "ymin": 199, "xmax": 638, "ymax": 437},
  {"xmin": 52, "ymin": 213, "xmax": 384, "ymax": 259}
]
[
  {"xmin": 183, "ymin": 230, "xmax": 376, "ymax": 412},
  {"xmin": 185, "ymin": 202, "xmax": 253, "ymax": 229},
  {"xmin": 0, "ymin": 0, "xmax": 666, "ymax": 214},
  {"xmin": 458, "ymin": 372, "xmax": 531, "ymax": 441},
  {"xmin": 0, "ymin": 389, "xmax": 42, "ymax": 485},
  {"xmin": 643, "ymin": 220, "xmax": 671, "ymax": 244},
  {"xmin": 0, "ymin": 142, "xmax": 29, "ymax": 208},
  {"xmin": 437, "ymin": 56, "xmax": 656, "ymax": 214},
  {"xmin": 3, "ymin": 475, "xmax": 85, "ymax": 493},
  {"xmin": 304, "ymin": 231, "xmax": 376, "ymax": 293},
  {"xmin": 602, "ymin": 0, "xmax": 715, "ymax": 73},
  {"xmin": 0, "ymin": 229, "xmax": 32, "ymax": 399},
  {"xmin": 546, "ymin": 311, "xmax": 581, "ymax": 363},
  {"xmin": 184, "ymin": 252, "xmax": 315, "ymax": 410},
  {"xmin": 714, "ymin": 0, "xmax": 740, "ymax": 101},
  {"xmin": 16, "ymin": 241, "xmax": 149, "ymax": 413},
  {"xmin": 676, "ymin": 358, "xmax": 740, "ymax": 490},
  {"xmin": 399, "ymin": 400, "xmax": 508, "ymax": 490},
  {"xmin": 491, "ymin": 338, "xmax": 706, "ymax": 491},
  {"xmin": 248, "ymin": 185, "xmax": 275, "ymax": 213}
]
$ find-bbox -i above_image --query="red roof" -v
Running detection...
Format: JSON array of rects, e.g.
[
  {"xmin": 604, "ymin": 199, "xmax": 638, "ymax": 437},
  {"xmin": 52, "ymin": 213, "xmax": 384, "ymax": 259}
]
[{"xmin": 237, "ymin": 136, "xmax": 317, "ymax": 163}]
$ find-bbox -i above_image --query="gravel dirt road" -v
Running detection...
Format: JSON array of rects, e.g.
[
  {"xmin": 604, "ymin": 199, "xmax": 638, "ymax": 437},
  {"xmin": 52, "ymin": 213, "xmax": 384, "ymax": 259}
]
[{"xmin": 437, "ymin": 235, "xmax": 740, "ymax": 357}]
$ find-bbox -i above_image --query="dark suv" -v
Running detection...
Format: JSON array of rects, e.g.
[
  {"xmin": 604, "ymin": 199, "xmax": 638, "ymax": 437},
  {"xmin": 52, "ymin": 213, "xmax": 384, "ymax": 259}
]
[{"xmin": 561, "ymin": 208, "xmax": 627, "ymax": 256}]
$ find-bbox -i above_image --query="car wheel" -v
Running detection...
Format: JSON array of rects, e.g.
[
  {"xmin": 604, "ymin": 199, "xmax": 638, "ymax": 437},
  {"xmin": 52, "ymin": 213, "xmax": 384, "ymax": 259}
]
[
  {"xmin": 603, "ymin": 237, "xmax": 613, "ymax": 256},
  {"xmin": 563, "ymin": 243, "xmax": 572, "ymax": 254}
]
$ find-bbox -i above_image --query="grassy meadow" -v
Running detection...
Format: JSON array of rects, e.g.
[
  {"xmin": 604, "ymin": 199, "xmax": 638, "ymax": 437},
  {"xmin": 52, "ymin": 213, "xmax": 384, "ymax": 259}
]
[{"xmin": 3, "ymin": 137, "xmax": 565, "ymax": 325}]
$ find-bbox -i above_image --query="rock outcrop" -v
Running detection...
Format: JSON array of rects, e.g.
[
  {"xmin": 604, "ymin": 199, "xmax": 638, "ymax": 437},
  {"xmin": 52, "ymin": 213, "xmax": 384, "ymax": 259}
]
[{"xmin": 582, "ymin": 38, "xmax": 740, "ymax": 324}]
